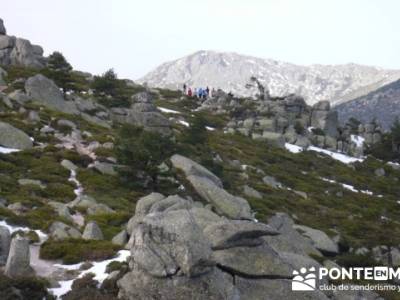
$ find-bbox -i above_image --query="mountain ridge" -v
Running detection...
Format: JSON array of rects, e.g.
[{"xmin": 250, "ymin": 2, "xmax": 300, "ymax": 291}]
[
  {"xmin": 138, "ymin": 50, "xmax": 400, "ymax": 106},
  {"xmin": 335, "ymin": 78, "xmax": 400, "ymax": 130}
]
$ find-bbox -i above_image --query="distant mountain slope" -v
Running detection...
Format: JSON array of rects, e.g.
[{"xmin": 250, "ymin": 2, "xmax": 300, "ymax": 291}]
[
  {"xmin": 335, "ymin": 79, "xmax": 400, "ymax": 130},
  {"xmin": 137, "ymin": 50, "xmax": 400, "ymax": 105}
]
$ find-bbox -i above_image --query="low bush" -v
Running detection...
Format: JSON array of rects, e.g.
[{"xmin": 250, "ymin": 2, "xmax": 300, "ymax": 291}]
[
  {"xmin": 40, "ymin": 238, "xmax": 121, "ymax": 264},
  {"xmin": 0, "ymin": 274, "xmax": 52, "ymax": 300}
]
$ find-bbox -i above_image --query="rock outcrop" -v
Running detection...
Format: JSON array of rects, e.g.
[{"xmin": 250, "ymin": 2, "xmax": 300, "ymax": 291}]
[
  {"xmin": 0, "ymin": 19, "xmax": 45, "ymax": 68},
  {"xmin": 294, "ymin": 225, "xmax": 339, "ymax": 256},
  {"xmin": 222, "ymin": 91, "xmax": 366, "ymax": 156},
  {"xmin": 170, "ymin": 154, "xmax": 223, "ymax": 187},
  {"xmin": 111, "ymin": 91, "xmax": 171, "ymax": 135},
  {"xmin": 49, "ymin": 221, "xmax": 81, "ymax": 240},
  {"xmin": 0, "ymin": 121, "xmax": 33, "ymax": 149},
  {"xmin": 0, "ymin": 225, "xmax": 11, "ymax": 265},
  {"xmin": 25, "ymin": 74, "xmax": 78, "ymax": 114},
  {"xmin": 4, "ymin": 236, "xmax": 33, "ymax": 277},
  {"xmin": 82, "ymin": 221, "xmax": 104, "ymax": 240},
  {"xmin": 0, "ymin": 18, "xmax": 6, "ymax": 35},
  {"xmin": 171, "ymin": 154, "xmax": 252, "ymax": 219},
  {"xmin": 118, "ymin": 190, "xmax": 338, "ymax": 299},
  {"xmin": 117, "ymin": 157, "xmax": 340, "ymax": 299}
]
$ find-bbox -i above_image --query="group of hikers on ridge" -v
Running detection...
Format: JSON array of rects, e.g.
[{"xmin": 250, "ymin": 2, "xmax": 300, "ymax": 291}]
[{"xmin": 183, "ymin": 84, "xmax": 215, "ymax": 99}]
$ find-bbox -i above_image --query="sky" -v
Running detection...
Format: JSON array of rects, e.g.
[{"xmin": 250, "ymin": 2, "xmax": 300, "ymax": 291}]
[{"xmin": 2, "ymin": 0, "xmax": 400, "ymax": 80}]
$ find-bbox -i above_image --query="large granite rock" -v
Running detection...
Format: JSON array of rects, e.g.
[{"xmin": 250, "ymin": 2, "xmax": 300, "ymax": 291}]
[
  {"xmin": 4, "ymin": 236, "xmax": 33, "ymax": 277},
  {"xmin": 235, "ymin": 278, "xmax": 329, "ymax": 300},
  {"xmin": 118, "ymin": 192, "xmax": 338, "ymax": 300},
  {"xmin": 130, "ymin": 209, "xmax": 214, "ymax": 277},
  {"xmin": 203, "ymin": 220, "xmax": 278, "ymax": 250},
  {"xmin": 49, "ymin": 221, "xmax": 81, "ymax": 240},
  {"xmin": 212, "ymin": 243, "xmax": 292, "ymax": 278},
  {"xmin": 187, "ymin": 175, "xmax": 252, "ymax": 220},
  {"xmin": 0, "ymin": 67, "xmax": 6, "ymax": 86},
  {"xmin": 118, "ymin": 268, "xmax": 239, "ymax": 300},
  {"xmin": 82, "ymin": 221, "xmax": 104, "ymax": 240},
  {"xmin": 0, "ymin": 225, "xmax": 11, "ymax": 265},
  {"xmin": 331, "ymin": 288, "xmax": 384, "ymax": 300},
  {"xmin": 25, "ymin": 74, "xmax": 78, "ymax": 114},
  {"xmin": 112, "ymin": 94, "xmax": 171, "ymax": 135},
  {"xmin": 0, "ymin": 18, "xmax": 5, "ymax": 35},
  {"xmin": 264, "ymin": 213, "xmax": 322, "ymax": 257},
  {"xmin": 0, "ymin": 121, "xmax": 33, "ymax": 149},
  {"xmin": 0, "ymin": 34, "xmax": 45, "ymax": 68},
  {"xmin": 311, "ymin": 101, "xmax": 338, "ymax": 137},
  {"xmin": 134, "ymin": 192, "xmax": 165, "ymax": 217},
  {"xmin": 294, "ymin": 225, "xmax": 339, "ymax": 256},
  {"xmin": 170, "ymin": 154, "xmax": 223, "ymax": 187}
]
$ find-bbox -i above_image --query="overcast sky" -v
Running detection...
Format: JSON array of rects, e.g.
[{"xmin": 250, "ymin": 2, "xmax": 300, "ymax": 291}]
[{"xmin": 2, "ymin": 0, "xmax": 400, "ymax": 79}]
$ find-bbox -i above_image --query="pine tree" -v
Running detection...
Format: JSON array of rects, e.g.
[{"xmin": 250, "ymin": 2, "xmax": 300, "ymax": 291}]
[{"xmin": 46, "ymin": 51, "xmax": 73, "ymax": 94}]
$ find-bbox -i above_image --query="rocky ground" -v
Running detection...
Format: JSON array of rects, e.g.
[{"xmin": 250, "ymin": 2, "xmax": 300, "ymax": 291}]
[{"xmin": 0, "ymin": 18, "xmax": 400, "ymax": 300}]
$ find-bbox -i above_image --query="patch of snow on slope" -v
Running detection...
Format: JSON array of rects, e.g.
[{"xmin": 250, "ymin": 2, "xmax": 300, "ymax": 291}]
[
  {"xmin": 0, "ymin": 220, "xmax": 47, "ymax": 241},
  {"xmin": 0, "ymin": 146, "xmax": 20, "ymax": 154},
  {"xmin": 320, "ymin": 178, "xmax": 374, "ymax": 195},
  {"xmin": 308, "ymin": 146, "xmax": 364, "ymax": 164},
  {"xmin": 157, "ymin": 107, "xmax": 181, "ymax": 114},
  {"xmin": 50, "ymin": 250, "xmax": 130, "ymax": 299},
  {"xmin": 285, "ymin": 143, "xmax": 303, "ymax": 154},
  {"xmin": 178, "ymin": 120, "xmax": 190, "ymax": 127},
  {"xmin": 285, "ymin": 143, "xmax": 364, "ymax": 164}
]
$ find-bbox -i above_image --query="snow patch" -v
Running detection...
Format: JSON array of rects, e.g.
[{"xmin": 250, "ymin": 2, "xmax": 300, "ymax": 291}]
[
  {"xmin": 50, "ymin": 250, "xmax": 130, "ymax": 299},
  {"xmin": 308, "ymin": 146, "xmax": 363, "ymax": 164},
  {"xmin": 0, "ymin": 146, "xmax": 20, "ymax": 154},
  {"xmin": 157, "ymin": 107, "xmax": 181, "ymax": 114},
  {"xmin": 178, "ymin": 120, "xmax": 190, "ymax": 127},
  {"xmin": 320, "ymin": 178, "xmax": 374, "ymax": 196},
  {"xmin": 285, "ymin": 143, "xmax": 303, "ymax": 154}
]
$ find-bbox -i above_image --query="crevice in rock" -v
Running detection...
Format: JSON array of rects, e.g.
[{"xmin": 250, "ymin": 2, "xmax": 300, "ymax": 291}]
[{"xmin": 216, "ymin": 263, "xmax": 293, "ymax": 280}]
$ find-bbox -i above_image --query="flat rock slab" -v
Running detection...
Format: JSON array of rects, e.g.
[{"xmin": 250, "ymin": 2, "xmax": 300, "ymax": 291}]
[
  {"xmin": 212, "ymin": 244, "xmax": 292, "ymax": 278},
  {"xmin": 204, "ymin": 220, "xmax": 278, "ymax": 250},
  {"xmin": 188, "ymin": 175, "xmax": 252, "ymax": 220}
]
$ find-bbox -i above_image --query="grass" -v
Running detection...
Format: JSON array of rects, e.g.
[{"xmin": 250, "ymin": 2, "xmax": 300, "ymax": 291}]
[
  {"xmin": 86, "ymin": 212, "xmax": 131, "ymax": 240},
  {"xmin": 40, "ymin": 238, "xmax": 121, "ymax": 264}
]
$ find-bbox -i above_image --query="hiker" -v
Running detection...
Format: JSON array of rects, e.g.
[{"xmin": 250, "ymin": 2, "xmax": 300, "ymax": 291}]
[
  {"xmin": 203, "ymin": 89, "xmax": 208, "ymax": 99},
  {"xmin": 188, "ymin": 87, "xmax": 192, "ymax": 97},
  {"xmin": 194, "ymin": 88, "xmax": 198, "ymax": 98},
  {"xmin": 198, "ymin": 87, "xmax": 203, "ymax": 99},
  {"xmin": 183, "ymin": 83, "xmax": 187, "ymax": 94}
]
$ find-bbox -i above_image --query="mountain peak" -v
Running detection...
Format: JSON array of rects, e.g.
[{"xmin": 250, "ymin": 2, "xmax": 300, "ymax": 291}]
[{"xmin": 138, "ymin": 51, "xmax": 400, "ymax": 105}]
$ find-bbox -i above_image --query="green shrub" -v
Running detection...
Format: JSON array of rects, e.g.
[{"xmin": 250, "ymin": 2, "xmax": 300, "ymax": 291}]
[
  {"xmin": 311, "ymin": 127, "xmax": 325, "ymax": 136},
  {"xmin": 0, "ymin": 274, "xmax": 52, "ymax": 300},
  {"xmin": 86, "ymin": 212, "xmax": 131, "ymax": 240},
  {"xmin": 40, "ymin": 238, "xmax": 121, "ymax": 264},
  {"xmin": 116, "ymin": 125, "xmax": 175, "ymax": 187},
  {"xmin": 336, "ymin": 253, "xmax": 378, "ymax": 268}
]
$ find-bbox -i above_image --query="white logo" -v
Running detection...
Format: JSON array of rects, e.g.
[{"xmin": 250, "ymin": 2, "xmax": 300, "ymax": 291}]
[{"xmin": 292, "ymin": 267, "xmax": 316, "ymax": 291}]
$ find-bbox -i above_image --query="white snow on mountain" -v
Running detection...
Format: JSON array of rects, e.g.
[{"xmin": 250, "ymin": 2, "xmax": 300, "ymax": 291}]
[{"xmin": 138, "ymin": 50, "xmax": 400, "ymax": 106}]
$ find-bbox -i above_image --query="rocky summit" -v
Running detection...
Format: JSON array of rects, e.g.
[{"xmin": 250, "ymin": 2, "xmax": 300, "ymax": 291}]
[
  {"xmin": 0, "ymin": 17, "xmax": 399, "ymax": 300},
  {"xmin": 0, "ymin": 20, "xmax": 45, "ymax": 68},
  {"xmin": 138, "ymin": 50, "xmax": 400, "ymax": 106}
]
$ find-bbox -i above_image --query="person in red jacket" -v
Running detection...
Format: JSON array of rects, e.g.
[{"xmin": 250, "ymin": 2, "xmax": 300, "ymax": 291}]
[{"xmin": 188, "ymin": 87, "xmax": 192, "ymax": 97}]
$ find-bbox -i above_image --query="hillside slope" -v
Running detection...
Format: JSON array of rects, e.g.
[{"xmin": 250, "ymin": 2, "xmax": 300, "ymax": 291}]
[{"xmin": 336, "ymin": 79, "xmax": 400, "ymax": 130}]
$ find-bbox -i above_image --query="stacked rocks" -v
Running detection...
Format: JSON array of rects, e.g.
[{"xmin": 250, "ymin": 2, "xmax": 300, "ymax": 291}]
[
  {"xmin": 0, "ymin": 19, "xmax": 45, "ymax": 68},
  {"xmin": 116, "ymin": 155, "xmax": 346, "ymax": 299}
]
